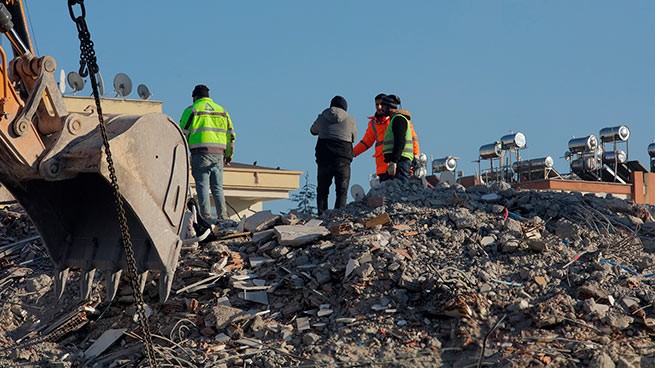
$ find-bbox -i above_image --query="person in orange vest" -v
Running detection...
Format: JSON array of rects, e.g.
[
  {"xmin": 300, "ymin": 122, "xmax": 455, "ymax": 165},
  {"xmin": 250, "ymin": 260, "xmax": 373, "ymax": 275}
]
[{"xmin": 353, "ymin": 93, "xmax": 420, "ymax": 182}]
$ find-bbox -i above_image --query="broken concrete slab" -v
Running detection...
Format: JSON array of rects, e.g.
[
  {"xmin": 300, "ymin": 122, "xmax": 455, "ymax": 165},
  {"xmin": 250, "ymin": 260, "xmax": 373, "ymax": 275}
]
[
  {"xmin": 527, "ymin": 239, "xmax": 547, "ymax": 252},
  {"xmin": 83, "ymin": 328, "xmax": 126, "ymax": 360},
  {"xmin": 209, "ymin": 305, "xmax": 247, "ymax": 330},
  {"xmin": 500, "ymin": 237, "xmax": 521, "ymax": 253},
  {"xmin": 480, "ymin": 235, "xmax": 496, "ymax": 247},
  {"xmin": 578, "ymin": 284, "xmax": 610, "ymax": 303},
  {"xmin": 240, "ymin": 290, "xmax": 269, "ymax": 305},
  {"xmin": 244, "ymin": 211, "xmax": 281, "ymax": 232},
  {"xmin": 448, "ymin": 208, "xmax": 478, "ymax": 229},
  {"xmin": 215, "ymin": 333, "xmax": 230, "ymax": 343},
  {"xmin": 304, "ymin": 219, "xmax": 323, "ymax": 227},
  {"xmin": 583, "ymin": 298, "xmax": 610, "ymax": 319},
  {"xmin": 274, "ymin": 225, "xmax": 329, "ymax": 246},
  {"xmin": 604, "ymin": 314, "xmax": 633, "ymax": 330},
  {"xmin": 252, "ymin": 229, "xmax": 276, "ymax": 244},
  {"xmin": 296, "ymin": 317, "xmax": 310, "ymax": 331}
]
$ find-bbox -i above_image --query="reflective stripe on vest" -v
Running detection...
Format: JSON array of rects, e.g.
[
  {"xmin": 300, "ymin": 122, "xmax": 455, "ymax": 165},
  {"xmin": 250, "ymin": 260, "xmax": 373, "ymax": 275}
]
[
  {"xmin": 189, "ymin": 142, "xmax": 227, "ymax": 150},
  {"xmin": 187, "ymin": 127, "xmax": 229, "ymax": 135},
  {"xmin": 382, "ymin": 114, "xmax": 413, "ymax": 160}
]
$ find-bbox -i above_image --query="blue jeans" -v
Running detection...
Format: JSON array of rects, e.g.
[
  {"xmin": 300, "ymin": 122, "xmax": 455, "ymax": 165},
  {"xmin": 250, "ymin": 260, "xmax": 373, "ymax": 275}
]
[
  {"xmin": 191, "ymin": 152, "xmax": 227, "ymax": 222},
  {"xmin": 394, "ymin": 159, "xmax": 411, "ymax": 184}
]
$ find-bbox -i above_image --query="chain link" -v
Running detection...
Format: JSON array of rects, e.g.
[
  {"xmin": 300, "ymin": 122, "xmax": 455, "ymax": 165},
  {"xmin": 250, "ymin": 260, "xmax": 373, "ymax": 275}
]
[{"xmin": 67, "ymin": 1, "xmax": 158, "ymax": 366}]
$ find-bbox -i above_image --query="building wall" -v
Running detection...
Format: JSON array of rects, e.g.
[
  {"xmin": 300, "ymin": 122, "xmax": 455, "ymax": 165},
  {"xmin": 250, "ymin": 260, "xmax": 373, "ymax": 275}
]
[{"xmin": 63, "ymin": 96, "xmax": 163, "ymax": 115}]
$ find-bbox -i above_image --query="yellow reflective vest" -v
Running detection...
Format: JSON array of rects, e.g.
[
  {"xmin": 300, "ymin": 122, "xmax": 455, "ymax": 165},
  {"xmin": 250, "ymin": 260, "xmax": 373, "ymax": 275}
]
[
  {"xmin": 382, "ymin": 113, "xmax": 413, "ymax": 161},
  {"xmin": 179, "ymin": 97, "xmax": 235, "ymax": 157}
]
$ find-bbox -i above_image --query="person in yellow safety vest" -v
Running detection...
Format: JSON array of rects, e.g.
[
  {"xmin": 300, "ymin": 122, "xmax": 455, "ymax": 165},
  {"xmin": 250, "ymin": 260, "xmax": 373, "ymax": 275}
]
[
  {"xmin": 381, "ymin": 94, "xmax": 413, "ymax": 183},
  {"xmin": 353, "ymin": 93, "xmax": 420, "ymax": 182},
  {"xmin": 397, "ymin": 109, "xmax": 421, "ymax": 176},
  {"xmin": 179, "ymin": 84, "xmax": 235, "ymax": 223}
]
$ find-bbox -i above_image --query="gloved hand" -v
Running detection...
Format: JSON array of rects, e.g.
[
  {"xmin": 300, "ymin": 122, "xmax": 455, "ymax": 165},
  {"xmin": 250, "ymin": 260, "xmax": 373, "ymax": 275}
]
[
  {"xmin": 225, "ymin": 157, "xmax": 232, "ymax": 165},
  {"xmin": 387, "ymin": 162, "xmax": 397, "ymax": 176}
]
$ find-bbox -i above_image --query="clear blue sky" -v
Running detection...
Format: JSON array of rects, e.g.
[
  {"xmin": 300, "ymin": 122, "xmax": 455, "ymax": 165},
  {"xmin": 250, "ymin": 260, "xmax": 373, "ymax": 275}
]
[{"xmin": 24, "ymin": 1, "xmax": 655, "ymax": 214}]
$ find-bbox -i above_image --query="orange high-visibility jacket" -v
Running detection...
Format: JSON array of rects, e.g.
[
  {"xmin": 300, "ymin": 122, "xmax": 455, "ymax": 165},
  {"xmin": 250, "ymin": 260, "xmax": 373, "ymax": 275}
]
[{"xmin": 354, "ymin": 111, "xmax": 420, "ymax": 175}]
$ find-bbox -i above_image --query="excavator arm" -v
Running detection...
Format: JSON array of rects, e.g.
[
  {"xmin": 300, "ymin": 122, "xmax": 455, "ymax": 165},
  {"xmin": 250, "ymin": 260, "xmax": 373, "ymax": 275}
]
[
  {"xmin": 2, "ymin": 0, "xmax": 34, "ymax": 55},
  {"xmin": 0, "ymin": 1, "xmax": 190, "ymax": 302}
]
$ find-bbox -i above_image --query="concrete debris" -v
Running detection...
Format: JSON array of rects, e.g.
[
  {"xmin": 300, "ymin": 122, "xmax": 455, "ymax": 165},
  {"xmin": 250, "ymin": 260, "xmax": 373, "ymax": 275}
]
[
  {"xmin": 240, "ymin": 290, "xmax": 269, "ymax": 305},
  {"xmin": 3, "ymin": 182, "xmax": 655, "ymax": 367},
  {"xmin": 251, "ymin": 229, "xmax": 276, "ymax": 244},
  {"xmin": 590, "ymin": 352, "xmax": 616, "ymax": 368},
  {"xmin": 302, "ymin": 332, "xmax": 321, "ymax": 345},
  {"xmin": 83, "ymin": 328, "xmax": 126, "ymax": 360},
  {"xmin": 274, "ymin": 224, "xmax": 329, "ymax": 246},
  {"xmin": 215, "ymin": 333, "xmax": 230, "ymax": 343},
  {"xmin": 295, "ymin": 316, "xmax": 310, "ymax": 331},
  {"xmin": 208, "ymin": 304, "xmax": 246, "ymax": 330},
  {"xmin": 304, "ymin": 219, "xmax": 324, "ymax": 227},
  {"xmin": 243, "ymin": 210, "xmax": 281, "ymax": 232}
]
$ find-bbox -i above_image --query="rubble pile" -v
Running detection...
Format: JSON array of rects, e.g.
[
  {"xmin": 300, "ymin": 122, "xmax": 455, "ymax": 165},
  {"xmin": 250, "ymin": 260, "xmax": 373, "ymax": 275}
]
[{"xmin": 2, "ymin": 181, "xmax": 655, "ymax": 367}]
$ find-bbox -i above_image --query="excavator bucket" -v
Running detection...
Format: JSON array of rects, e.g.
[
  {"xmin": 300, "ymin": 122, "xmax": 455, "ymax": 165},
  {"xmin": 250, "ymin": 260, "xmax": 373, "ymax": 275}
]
[{"xmin": 0, "ymin": 112, "xmax": 189, "ymax": 302}]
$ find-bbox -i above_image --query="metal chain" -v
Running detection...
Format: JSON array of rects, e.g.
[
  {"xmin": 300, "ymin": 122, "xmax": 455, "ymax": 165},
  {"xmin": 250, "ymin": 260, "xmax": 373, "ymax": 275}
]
[{"xmin": 67, "ymin": 1, "xmax": 158, "ymax": 366}]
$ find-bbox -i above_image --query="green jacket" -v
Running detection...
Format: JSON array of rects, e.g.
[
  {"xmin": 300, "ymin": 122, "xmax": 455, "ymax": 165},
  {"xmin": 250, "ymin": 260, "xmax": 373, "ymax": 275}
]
[{"xmin": 179, "ymin": 97, "xmax": 235, "ymax": 157}]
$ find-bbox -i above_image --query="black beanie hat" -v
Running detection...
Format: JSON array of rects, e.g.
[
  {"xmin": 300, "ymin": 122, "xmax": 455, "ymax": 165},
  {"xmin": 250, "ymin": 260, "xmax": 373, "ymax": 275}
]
[
  {"xmin": 380, "ymin": 94, "xmax": 400, "ymax": 108},
  {"xmin": 192, "ymin": 84, "xmax": 210, "ymax": 98},
  {"xmin": 375, "ymin": 93, "xmax": 386, "ymax": 101},
  {"xmin": 330, "ymin": 95, "xmax": 348, "ymax": 111}
]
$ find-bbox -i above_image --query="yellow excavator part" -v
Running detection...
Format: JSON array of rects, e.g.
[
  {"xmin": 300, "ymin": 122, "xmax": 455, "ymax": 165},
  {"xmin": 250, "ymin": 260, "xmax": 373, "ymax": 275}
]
[{"xmin": 0, "ymin": 1, "xmax": 191, "ymax": 303}]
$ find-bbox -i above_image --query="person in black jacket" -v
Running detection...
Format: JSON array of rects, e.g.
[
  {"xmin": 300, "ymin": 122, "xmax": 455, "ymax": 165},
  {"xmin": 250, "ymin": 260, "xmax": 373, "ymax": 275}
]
[
  {"xmin": 381, "ymin": 94, "xmax": 412, "ymax": 183},
  {"xmin": 310, "ymin": 96, "xmax": 357, "ymax": 215}
]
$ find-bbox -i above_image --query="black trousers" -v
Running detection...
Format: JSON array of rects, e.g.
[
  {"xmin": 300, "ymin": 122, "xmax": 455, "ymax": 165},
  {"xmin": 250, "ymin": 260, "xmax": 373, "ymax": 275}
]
[{"xmin": 316, "ymin": 161, "xmax": 351, "ymax": 215}]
